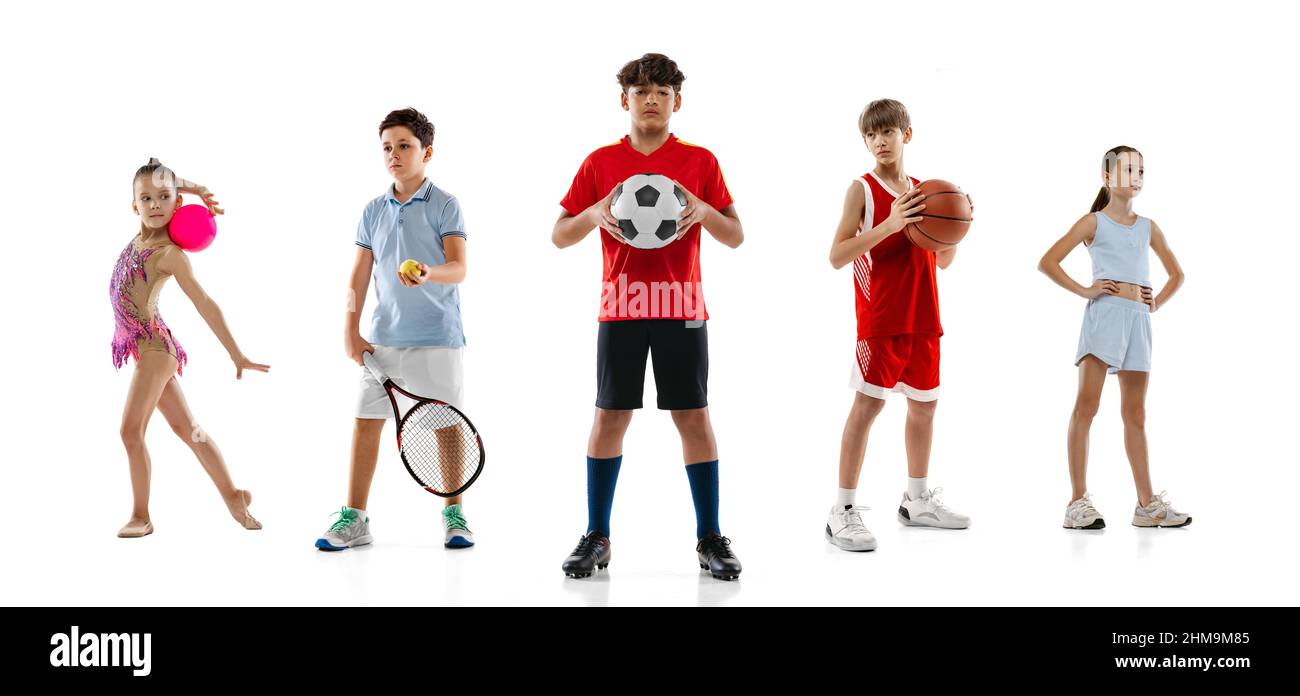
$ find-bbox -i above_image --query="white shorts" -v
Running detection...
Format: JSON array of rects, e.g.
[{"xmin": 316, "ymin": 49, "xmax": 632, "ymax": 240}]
[{"xmin": 356, "ymin": 345, "xmax": 465, "ymax": 419}]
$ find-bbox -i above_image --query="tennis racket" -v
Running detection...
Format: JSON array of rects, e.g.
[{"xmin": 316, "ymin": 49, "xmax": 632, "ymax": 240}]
[{"xmin": 362, "ymin": 351, "xmax": 485, "ymax": 497}]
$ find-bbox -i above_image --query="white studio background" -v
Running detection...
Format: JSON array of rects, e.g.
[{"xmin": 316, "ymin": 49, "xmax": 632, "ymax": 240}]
[{"xmin": 0, "ymin": 0, "xmax": 1295, "ymax": 606}]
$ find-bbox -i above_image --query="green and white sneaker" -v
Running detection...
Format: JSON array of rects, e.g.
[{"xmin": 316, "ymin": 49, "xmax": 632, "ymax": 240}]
[
  {"xmin": 316, "ymin": 506, "xmax": 373, "ymax": 551},
  {"xmin": 442, "ymin": 504, "xmax": 475, "ymax": 548}
]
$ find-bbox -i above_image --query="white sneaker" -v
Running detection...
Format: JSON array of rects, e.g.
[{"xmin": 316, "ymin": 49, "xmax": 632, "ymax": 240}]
[
  {"xmin": 898, "ymin": 488, "xmax": 970, "ymax": 529},
  {"xmin": 1064, "ymin": 493, "xmax": 1106, "ymax": 529},
  {"xmin": 1132, "ymin": 491, "xmax": 1192, "ymax": 528},
  {"xmin": 825, "ymin": 504, "xmax": 877, "ymax": 551},
  {"xmin": 315, "ymin": 506, "xmax": 374, "ymax": 551}
]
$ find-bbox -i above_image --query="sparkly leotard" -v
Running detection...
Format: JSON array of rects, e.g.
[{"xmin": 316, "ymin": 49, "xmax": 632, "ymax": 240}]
[{"xmin": 110, "ymin": 234, "xmax": 187, "ymax": 374}]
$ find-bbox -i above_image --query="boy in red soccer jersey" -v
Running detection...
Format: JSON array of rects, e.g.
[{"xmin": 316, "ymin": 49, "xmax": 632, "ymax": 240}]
[
  {"xmin": 552, "ymin": 53, "xmax": 745, "ymax": 580},
  {"xmin": 824, "ymin": 99, "xmax": 972, "ymax": 552}
]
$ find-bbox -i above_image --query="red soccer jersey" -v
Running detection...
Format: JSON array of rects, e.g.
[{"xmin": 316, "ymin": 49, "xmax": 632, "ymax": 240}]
[
  {"xmin": 853, "ymin": 172, "xmax": 943, "ymax": 339},
  {"xmin": 560, "ymin": 134, "xmax": 733, "ymax": 321}
]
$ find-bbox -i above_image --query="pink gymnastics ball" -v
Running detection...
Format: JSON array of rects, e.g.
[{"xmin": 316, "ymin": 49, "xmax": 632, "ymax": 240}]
[{"xmin": 168, "ymin": 205, "xmax": 217, "ymax": 252}]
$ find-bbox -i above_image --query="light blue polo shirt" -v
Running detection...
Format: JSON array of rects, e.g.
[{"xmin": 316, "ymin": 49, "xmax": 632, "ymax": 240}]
[{"xmin": 355, "ymin": 178, "xmax": 466, "ymax": 347}]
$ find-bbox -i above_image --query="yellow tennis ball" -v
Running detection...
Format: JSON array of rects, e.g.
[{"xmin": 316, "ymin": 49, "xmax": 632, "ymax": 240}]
[{"xmin": 399, "ymin": 259, "xmax": 421, "ymax": 278}]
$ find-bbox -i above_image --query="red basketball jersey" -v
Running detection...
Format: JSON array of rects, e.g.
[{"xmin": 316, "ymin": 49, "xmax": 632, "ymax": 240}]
[{"xmin": 853, "ymin": 172, "xmax": 943, "ymax": 339}]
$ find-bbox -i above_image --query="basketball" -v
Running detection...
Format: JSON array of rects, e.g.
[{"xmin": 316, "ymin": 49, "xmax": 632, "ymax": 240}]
[{"xmin": 905, "ymin": 180, "xmax": 971, "ymax": 252}]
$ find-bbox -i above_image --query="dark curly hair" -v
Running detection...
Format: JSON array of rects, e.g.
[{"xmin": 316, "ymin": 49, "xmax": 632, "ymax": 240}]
[
  {"xmin": 379, "ymin": 107, "xmax": 436, "ymax": 148},
  {"xmin": 616, "ymin": 53, "xmax": 685, "ymax": 93}
]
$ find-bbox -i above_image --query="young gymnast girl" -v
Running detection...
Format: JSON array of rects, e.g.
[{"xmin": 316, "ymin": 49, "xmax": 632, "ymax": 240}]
[{"xmin": 111, "ymin": 158, "xmax": 269, "ymax": 538}]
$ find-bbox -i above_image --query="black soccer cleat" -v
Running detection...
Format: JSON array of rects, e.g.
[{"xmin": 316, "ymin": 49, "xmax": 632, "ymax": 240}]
[
  {"xmin": 562, "ymin": 531, "xmax": 611, "ymax": 578},
  {"xmin": 696, "ymin": 533, "xmax": 742, "ymax": 581}
]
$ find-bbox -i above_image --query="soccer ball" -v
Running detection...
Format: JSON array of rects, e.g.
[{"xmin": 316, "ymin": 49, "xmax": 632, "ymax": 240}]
[{"xmin": 610, "ymin": 173, "xmax": 687, "ymax": 249}]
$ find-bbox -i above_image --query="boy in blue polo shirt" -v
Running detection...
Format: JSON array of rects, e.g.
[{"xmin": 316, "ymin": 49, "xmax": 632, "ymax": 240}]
[{"xmin": 315, "ymin": 107, "xmax": 474, "ymax": 551}]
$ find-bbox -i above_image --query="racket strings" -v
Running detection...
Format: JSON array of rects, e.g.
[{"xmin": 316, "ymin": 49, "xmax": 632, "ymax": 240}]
[{"xmin": 399, "ymin": 403, "xmax": 481, "ymax": 494}]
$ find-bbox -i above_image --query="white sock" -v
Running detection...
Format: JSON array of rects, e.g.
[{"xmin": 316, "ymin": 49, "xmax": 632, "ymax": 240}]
[
  {"xmin": 907, "ymin": 477, "xmax": 928, "ymax": 500},
  {"xmin": 835, "ymin": 488, "xmax": 856, "ymax": 509},
  {"xmin": 348, "ymin": 506, "xmax": 367, "ymax": 515}
]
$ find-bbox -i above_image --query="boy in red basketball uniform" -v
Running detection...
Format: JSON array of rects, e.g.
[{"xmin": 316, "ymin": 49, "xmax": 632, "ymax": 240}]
[
  {"xmin": 552, "ymin": 54, "xmax": 745, "ymax": 580},
  {"xmin": 824, "ymin": 99, "xmax": 972, "ymax": 552}
]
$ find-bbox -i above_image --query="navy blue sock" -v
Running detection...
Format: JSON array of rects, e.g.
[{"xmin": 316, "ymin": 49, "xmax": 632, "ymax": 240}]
[
  {"xmin": 685, "ymin": 460, "xmax": 720, "ymax": 539},
  {"xmin": 586, "ymin": 455, "xmax": 622, "ymax": 537}
]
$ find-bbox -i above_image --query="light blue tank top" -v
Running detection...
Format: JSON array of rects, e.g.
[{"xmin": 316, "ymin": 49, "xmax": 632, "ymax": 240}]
[{"xmin": 1087, "ymin": 211, "xmax": 1151, "ymax": 287}]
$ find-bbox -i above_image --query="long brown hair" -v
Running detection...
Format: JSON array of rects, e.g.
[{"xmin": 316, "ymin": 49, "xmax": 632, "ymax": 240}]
[{"xmin": 1090, "ymin": 145, "xmax": 1143, "ymax": 212}]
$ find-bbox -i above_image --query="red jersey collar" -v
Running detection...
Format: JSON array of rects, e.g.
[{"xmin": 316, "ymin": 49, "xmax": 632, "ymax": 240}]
[{"xmin": 621, "ymin": 133, "xmax": 677, "ymax": 158}]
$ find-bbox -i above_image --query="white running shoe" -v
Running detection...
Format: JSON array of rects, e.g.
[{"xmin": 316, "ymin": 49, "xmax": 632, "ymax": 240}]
[
  {"xmin": 898, "ymin": 487, "xmax": 970, "ymax": 529},
  {"xmin": 1064, "ymin": 493, "xmax": 1106, "ymax": 529},
  {"xmin": 315, "ymin": 506, "xmax": 374, "ymax": 551},
  {"xmin": 825, "ymin": 504, "xmax": 878, "ymax": 551},
  {"xmin": 1132, "ymin": 491, "xmax": 1192, "ymax": 528}
]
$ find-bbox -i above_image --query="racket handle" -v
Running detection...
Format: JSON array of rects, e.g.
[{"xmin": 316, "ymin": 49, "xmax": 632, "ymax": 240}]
[{"xmin": 361, "ymin": 350, "xmax": 387, "ymax": 383}]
